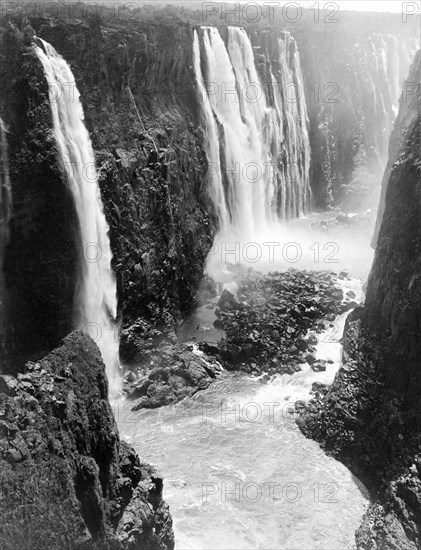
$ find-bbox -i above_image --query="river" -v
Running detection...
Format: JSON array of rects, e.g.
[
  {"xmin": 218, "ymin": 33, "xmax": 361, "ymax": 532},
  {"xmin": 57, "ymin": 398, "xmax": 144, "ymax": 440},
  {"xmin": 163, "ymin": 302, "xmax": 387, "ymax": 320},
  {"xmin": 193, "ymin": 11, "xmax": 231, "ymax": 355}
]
[
  {"xmin": 117, "ymin": 278, "xmax": 369, "ymax": 550},
  {"xmin": 117, "ymin": 212, "xmax": 374, "ymax": 549}
]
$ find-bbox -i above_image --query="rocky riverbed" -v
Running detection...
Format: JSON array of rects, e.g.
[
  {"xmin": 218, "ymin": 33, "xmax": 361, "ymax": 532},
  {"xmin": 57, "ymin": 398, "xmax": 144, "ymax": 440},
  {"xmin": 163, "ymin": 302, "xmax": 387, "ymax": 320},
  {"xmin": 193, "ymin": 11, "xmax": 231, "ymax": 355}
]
[
  {"xmin": 124, "ymin": 266, "xmax": 361, "ymax": 410},
  {"xmin": 214, "ymin": 267, "xmax": 358, "ymax": 376}
]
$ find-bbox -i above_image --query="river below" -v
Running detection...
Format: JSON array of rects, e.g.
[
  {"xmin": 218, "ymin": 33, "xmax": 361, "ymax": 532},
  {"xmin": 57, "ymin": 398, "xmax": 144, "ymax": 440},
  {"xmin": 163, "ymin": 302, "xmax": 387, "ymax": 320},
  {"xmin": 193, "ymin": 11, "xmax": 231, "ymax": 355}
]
[
  {"xmin": 117, "ymin": 280, "xmax": 369, "ymax": 549},
  {"xmin": 118, "ymin": 214, "xmax": 373, "ymax": 549}
]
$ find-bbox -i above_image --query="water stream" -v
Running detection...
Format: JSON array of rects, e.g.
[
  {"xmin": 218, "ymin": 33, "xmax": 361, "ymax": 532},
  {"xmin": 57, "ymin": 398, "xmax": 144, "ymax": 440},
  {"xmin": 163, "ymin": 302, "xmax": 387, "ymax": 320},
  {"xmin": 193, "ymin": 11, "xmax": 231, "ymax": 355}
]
[
  {"xmin": 118, "ymin": 275, "xmax": 368, "ymax": 549},
  {"xmin": 0, "ymin": 117, "xmax": 12, "ymax": 360},
  {"xmin": 34, "ymin": 39, "xmax": 121, "ymax": 393}
]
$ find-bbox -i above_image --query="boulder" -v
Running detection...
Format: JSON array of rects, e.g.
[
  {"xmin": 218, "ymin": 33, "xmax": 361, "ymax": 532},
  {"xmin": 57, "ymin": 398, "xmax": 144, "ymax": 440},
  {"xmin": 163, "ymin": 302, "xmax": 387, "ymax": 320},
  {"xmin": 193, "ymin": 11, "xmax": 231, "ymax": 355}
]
[
  {"xmin": 306, "ymin": 353, "xmax": 317, "ymax": 365},
  {"xmin": 311, "ymin": 360, "xmax": 327, "ymax": 372}
]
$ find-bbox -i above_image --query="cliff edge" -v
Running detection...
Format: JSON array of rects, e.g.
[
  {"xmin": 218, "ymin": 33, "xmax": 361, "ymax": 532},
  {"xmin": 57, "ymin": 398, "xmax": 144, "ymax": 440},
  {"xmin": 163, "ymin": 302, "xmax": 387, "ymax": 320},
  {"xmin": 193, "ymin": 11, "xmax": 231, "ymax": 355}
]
[{"xmin": 0, "ymin": 331, "xmax": 174, "ymax": 549}]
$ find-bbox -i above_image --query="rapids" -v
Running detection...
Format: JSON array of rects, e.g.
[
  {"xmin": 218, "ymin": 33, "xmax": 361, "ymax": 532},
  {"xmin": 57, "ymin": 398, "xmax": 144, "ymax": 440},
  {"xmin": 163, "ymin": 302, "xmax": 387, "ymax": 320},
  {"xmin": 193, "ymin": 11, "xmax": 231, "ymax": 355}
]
[{"xmin": 118, "ymin": 275, "xmax": 369, "ymax": 549}]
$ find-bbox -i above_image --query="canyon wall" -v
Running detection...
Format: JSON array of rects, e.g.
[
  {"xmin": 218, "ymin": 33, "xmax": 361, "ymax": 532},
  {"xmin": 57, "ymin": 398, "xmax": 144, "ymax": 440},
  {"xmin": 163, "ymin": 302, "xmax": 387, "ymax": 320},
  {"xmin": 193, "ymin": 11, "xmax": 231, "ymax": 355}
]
[
  {"xmin": 364, "ymin": 49, "xmax": 421, "ymax": 420},
  {"xmin": 298, "ymin": 50, "xmax": 421, "ymax": 549},
  {"xmin": 0, "ymin": 16, "xmax": 215, "ymax": 369},
  {"xmin": 0, "ymin": 7, "xmax": 418, "ymax": 369},
  {"xmin": 297, "ymin": 30, "xmax": 416, "ymax": 209}
]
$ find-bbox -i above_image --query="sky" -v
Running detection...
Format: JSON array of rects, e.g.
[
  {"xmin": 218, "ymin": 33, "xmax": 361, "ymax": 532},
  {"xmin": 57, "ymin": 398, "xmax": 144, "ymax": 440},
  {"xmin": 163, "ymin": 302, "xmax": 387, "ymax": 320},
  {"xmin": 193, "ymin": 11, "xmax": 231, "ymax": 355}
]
[
  {"xmin": 223, "ymin": 0, "xmax": 420, "ymax": 13},
  {"xmin": 300, "ymin": 1, "xmax": 416, "ymax": 12}
]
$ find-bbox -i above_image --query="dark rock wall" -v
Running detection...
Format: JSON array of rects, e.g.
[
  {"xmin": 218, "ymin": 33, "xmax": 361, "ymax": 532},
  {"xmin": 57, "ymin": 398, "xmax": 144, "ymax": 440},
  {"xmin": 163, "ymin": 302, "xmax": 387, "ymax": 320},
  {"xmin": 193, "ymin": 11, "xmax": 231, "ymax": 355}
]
[
  {"xmin": 371, "ymin": 50, "xmax": 421, "ymax": 246},
  {"xmin": 29, "ymin": 16, "xmax": 216, "ymax": 334},
  {"xmin": 0, "ymin": 17, "xmax": 216, "ymax": 370},
  {"xmin": 364, "ymin": 50, "xmax": 421, "ymax": 419},
  {"xmin": 298, "ymin": 51, "xmax": 421, "ymax": 549},
  {"xmin": 0, "ymin": 24, "xmax": 80, "ymax": 371},
  {"xmin": 0, "ymin": 331, "xmax": 174, "ymax": 549}
]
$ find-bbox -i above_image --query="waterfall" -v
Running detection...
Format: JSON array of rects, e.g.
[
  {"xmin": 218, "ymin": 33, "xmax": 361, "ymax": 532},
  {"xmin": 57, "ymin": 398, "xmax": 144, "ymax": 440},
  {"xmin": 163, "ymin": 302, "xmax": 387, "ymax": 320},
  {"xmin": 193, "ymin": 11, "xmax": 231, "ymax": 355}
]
[
  {"xmin": 193, "ymin": 26, "xmax": 311, "ymax": 241},
  {"xmin": 193, "ymin": 31, "xmax": 230, "ymax": 230},
  {"xmin": 34, "ymin": 39, "xmax": 121, "ymax": 394},
  {"xmin": 0, "ymin": 117, "xmax": 12, "ymax": 362}
]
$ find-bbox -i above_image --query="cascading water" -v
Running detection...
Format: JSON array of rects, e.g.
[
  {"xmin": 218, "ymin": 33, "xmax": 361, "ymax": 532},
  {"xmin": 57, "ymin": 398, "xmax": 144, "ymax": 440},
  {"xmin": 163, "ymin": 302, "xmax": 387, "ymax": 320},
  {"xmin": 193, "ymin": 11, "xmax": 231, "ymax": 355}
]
[
  {"xmin": 0, "ymin": 117, "xmax": 12, "ymax": 362},
  {"xmin": 34, "ymin": 39, "xmax": 121, "ymax": 394},
  {"xmin": 193, "ymin": 27, "xmax": 312, "ymax": 242},
  {"xmin": 193, "ymin": 31, "xmax": 230, "ymax": 230},
  {"xmin": 120, "ymin": 280, "xmax": 369, "ymax": 549}
]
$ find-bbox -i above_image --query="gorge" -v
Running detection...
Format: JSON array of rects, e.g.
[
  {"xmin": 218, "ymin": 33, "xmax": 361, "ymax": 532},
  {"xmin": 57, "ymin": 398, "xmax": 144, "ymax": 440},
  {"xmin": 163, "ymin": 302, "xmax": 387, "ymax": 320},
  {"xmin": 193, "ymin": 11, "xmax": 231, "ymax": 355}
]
[{"xmin": 0, "ymin": 2, "xmax": 420, "ymax": 549}]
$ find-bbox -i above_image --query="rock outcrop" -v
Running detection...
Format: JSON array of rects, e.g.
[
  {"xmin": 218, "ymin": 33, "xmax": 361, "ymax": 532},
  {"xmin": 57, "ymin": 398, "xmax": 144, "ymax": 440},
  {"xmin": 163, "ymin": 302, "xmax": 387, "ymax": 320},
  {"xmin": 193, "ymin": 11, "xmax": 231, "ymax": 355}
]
[
  {"xmin": 125, "ymin": 341, "xmax": 222, "ymax": 410},
  {"xmin": 0, "ymin": 331, "xmax": 174, "ymax": 549},
  {"xmin": 213, "ymin": 266, "xmax": 353, "ymax": 375}
]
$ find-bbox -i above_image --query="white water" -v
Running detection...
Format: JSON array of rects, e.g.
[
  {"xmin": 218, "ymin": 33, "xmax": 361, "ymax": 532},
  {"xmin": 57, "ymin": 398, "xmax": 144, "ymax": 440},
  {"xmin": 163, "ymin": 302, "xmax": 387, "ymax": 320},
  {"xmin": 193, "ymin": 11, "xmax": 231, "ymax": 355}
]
[
  {"xmin": 0, "ymin": 117, "xmax": 12, "ymax": 359},
  {"xmin": 118, "ymin": 241, "xmax": 369, "ymax": 549},
  {"xmin": 194, "ymin": 27, "xmax": 311, "ymax": 242},
  {"xmin": 119, "ymin": 302, "xmax": 369, "ymax": 549},
  {"xmin": 34, "ymin": 39, "xmax": 121, "ymax": 394}
]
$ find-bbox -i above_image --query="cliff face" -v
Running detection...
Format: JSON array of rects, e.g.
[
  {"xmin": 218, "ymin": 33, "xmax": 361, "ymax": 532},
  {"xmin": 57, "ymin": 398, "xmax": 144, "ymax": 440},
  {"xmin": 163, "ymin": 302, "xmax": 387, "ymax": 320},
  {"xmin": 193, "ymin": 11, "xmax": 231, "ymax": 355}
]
[
  {"xmin": 295, "ymin": 27, "xmax": 417, "ymax": 210},
  {"xmin": 371, "ymin": 50, "xmax": 420, "ymax": 247},
  {"xmin": 0, "ymin": 331, "xmax": 174, "ymax": 549},
  {"xmin": 29, "ymin": 16, "xmax": 217, "ymax": 337},
  {"xmin": 298, "ymin": 51, "xmax": 421, "ymax": 549},
  {"xmin": 0, "ymin": 23, "xmax": 80, "ymax": 370},
  {"xmin": 0, "ymin": 17, "xmax": 216, "ymax": 370},
  {"xmin": 0, "ymin": 10, "xmax": 418, "ymax": 368},
  {"xmin": 364, "ymin": 50, "xmax": 421, "ymax": 417}
]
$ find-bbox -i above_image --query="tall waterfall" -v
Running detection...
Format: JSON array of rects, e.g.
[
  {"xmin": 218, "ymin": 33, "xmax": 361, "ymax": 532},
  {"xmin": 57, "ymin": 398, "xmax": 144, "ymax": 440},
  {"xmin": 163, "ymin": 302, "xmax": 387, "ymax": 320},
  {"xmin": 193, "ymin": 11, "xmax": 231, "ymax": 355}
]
[
  {"xmin": 35, "ymin": 39, "xmax": 120, "ymax": 393},
  {"xmin": 193, "ymin": 27, "xmax": 311, "ymax": 241},
  {"xmin": 0, "ymin": 117, "xmax": 12, "ymax": 362}
]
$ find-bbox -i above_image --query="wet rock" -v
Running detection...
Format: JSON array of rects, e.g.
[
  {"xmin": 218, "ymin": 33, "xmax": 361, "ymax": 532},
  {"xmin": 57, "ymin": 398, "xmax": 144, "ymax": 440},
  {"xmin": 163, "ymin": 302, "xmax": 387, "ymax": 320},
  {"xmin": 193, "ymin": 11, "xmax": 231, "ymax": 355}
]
[
  {"xmin": 307, "ymin": 332, "xmax": 319, "ymax": 345},
  {"xmin": 311, "ymin": 382, "xmax": 329, "ymax": 395},
  {"xmin": 217, "ymin": 288, "xmax": 238, "ymax": 308},
  {"xmin": 0, "ymin": 375, "xmax": 18, "ymax": 396},
  {"xmin": 125, "ymin": 371, "xmax": 136, "ymax": 383},
  {"xmin": 198, "ymin": 342, "xmax": 219, "ymax": 355},
  {"xmin": 125, "ymin": 342, "xmax": 221, "ymax": 409},
  {"xmin": 295, "ymin": 337, "xmax": 309, "ymax": 352},
  {"xmin": 215, "ymin": 268, "xmax": 345, "ymax": 375},
  {"xmin": 311, "ymin": 360, "xmax": 327, "ymax": 372},
  {"xmin": 306, "ymin": 353, "xmax": 317, "ymax": 365}
]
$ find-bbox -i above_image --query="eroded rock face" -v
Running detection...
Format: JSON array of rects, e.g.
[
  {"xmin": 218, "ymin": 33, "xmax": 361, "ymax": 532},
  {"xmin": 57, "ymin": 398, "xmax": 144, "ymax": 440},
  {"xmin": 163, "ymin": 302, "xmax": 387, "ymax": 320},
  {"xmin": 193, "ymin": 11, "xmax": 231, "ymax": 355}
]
[
  {"xmin": 0, "ymin": 331, "xmax": 174, "ymax": 550},
  {"xmin": 28, "ymin": 17, "xmax": 216, "ymax": 333},
  {"xmin": 0, "ymin": 23, "xmax": 79, "ymax": 371},
  {"xmin": 364, "ymin": 50, "xmax": 421, "ymax": 420},
  {"xmin": 297, "ymin": 51, "xmax": 421, "ymax": 549},
  {"xmin": 0, "ymin": 10, "xmax": 417, "ymax": 370},
  {"xmin": 0, "ymin": 17, "xmax": 216, "ymax": 372}
]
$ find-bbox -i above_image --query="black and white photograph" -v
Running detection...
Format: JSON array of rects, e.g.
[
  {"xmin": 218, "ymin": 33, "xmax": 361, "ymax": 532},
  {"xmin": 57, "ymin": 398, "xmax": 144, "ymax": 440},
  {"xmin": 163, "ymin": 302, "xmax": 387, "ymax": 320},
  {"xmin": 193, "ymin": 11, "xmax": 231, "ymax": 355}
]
[{"xmin": 0, "ymin": 0, "xmax": 420, "ymax": 548}]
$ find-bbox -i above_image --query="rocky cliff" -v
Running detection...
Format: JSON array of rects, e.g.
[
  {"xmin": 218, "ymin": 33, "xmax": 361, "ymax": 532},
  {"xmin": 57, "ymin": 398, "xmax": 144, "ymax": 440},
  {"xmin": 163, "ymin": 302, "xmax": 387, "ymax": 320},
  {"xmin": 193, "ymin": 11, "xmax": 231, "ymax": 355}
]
[
  {"xmin": 0, "ymin": 7, "xmax": 418, "ymax": 370},
  {"xmin": 0, "ymin": 15, "xmax": 215, "ymax": 370},
  {"xmin": 365, "ymin": 49, "xmax": 421, "ymax": 410},
  {"xmin": 0, "ymin": 331, "xmax": 174, "ymax": 549},
  {"xmin": 298, "ymin": 51, "xmax": 421, "ymax": 549}
]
